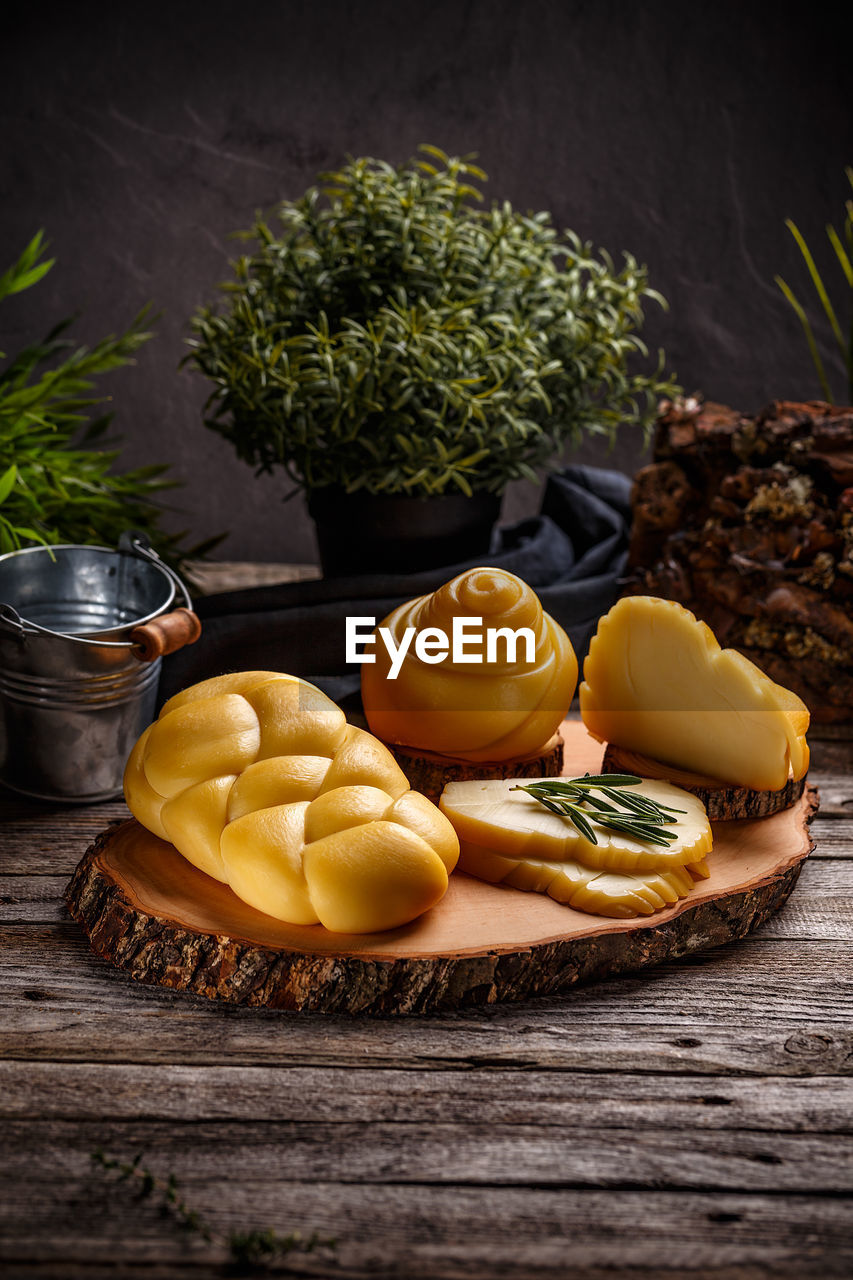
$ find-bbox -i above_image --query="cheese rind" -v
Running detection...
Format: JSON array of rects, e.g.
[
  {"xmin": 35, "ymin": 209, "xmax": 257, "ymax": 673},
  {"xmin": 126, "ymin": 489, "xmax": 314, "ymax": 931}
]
[
  {"xmin": 579, "ymin": 596, "xmax": 810, "ymax": 792},
  {"xmin": 440, "ymin": 776, "xmax": 712, "ymax": 873}
]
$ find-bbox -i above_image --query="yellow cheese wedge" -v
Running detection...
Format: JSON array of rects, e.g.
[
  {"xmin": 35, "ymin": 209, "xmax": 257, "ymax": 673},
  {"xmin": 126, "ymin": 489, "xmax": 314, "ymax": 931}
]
[
  {"xmin": 439, "ymin": 776, "xmax": 712, "ymax": 874},
  {"xmin": 458, "ymin": 839, "xmax": 710, "ymax": 918},
  {"xmin": 579, "ymin": 596, "xmax": 810, "ymax": 792}
]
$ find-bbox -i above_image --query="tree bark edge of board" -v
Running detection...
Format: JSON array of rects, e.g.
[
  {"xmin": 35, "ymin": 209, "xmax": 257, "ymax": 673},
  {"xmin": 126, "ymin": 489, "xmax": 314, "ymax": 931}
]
[{"xmin": 64, "ymin": 788, "xmax": 817, "ymax": 1015}]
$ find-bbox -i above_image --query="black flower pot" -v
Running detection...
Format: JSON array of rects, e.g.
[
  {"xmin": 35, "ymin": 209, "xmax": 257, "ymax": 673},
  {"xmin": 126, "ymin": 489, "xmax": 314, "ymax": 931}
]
[{"xmin": 308, "ymin": 489, "xmax": 502, "ymax": 577}]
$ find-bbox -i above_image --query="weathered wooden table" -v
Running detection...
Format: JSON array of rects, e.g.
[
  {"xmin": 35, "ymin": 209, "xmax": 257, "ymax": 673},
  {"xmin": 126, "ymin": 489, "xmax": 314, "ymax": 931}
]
[
  {"xmin": 1, "ymin": 741, "xmax": 850, "ymax": 1278},
  {"xmin": 1, "ymin": 563, "xmax": 851, "ymax": 1276}
]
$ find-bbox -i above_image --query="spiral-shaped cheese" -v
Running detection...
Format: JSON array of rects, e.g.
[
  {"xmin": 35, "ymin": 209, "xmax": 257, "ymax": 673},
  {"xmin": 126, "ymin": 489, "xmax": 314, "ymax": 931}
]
[
  {"xmin": 361, "ymin": 567, "xmax": 577, "ymax": 761},
  {"xmin": 124, "ymin": 671, "xmax": 459, "ymax": 933}
]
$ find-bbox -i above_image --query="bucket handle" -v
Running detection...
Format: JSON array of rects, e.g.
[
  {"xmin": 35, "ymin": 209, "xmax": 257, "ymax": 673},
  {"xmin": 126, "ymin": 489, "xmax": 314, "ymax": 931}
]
[
  {"xmin": 118, "ymin": 532, "xmax": 193, "ymax": 610},
  {"xmin": 130, "ymin": 607, "xmax": 202, "ymax": 662},
  {"xmin": 119, "ymin": 533, "xmax": 202, "ymax": 663},
  {"xmin": 0, "ymin": 601, "xmax": 137, "ymax": 649}
]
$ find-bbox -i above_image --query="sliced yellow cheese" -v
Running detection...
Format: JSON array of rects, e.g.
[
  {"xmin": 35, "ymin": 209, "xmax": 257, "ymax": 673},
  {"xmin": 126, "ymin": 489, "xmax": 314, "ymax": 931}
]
[
  {"xmin": 439, "ymin": 776, "xmax": 712, "ymax": 874},
  {"xmin": 580, "ymin": 596, "xmax": 809, "ymax": 792},
  {"xmin": 458, "ymin": 838, "xmax": 710, "ymax": 918}
]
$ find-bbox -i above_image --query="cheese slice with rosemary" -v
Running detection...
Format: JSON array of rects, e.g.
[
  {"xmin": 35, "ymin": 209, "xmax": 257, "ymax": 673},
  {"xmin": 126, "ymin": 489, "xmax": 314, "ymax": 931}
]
[{"xmin": 439, "ymin": 776, "xmax": 713, "ymax": 875}]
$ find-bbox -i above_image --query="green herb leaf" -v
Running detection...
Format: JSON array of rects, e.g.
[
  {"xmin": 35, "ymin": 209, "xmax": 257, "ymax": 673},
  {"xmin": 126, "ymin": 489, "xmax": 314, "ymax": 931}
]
[
  {"xmin": 0, "ymin": 464, "xmax": 17, "ymax": 504},
  {"xmin": 511, "ymin": 774, "xmax": 685, "ymax": 847},
  {"xmin": 776, "ymin": 172, "xmax": 853, "ymax": 403},
  {"xmin": 0, "ymin": 236, "xmax": 209, "ymax": 567},
  {"xmin": 91, "ymin": 1147, "xmax": 335, "ymax": 1269},
  {"xmin": 186, "ymin": 147, "xmax": 678, "ymax": 496}
]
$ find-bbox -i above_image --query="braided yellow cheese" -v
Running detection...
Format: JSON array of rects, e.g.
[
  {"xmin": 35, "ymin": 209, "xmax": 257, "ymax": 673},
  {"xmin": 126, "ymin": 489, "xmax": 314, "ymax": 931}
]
[{"xmin": 124, "ymin": 672, "xmax": 459, "ymax": 933}]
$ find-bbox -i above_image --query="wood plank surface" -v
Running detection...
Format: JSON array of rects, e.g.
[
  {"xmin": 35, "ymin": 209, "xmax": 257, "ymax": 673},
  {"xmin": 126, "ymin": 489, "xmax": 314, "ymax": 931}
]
[
  {"xmin": 1, "ymin": 701, "xmax": 852, "ymax": 1275},
  {"xmin": 2, "ymin": 1062, "xmax": 851, "ymax": 1130},
  {"xmin": 3, "ymin": 1181, "xmax": 852, "ymax": 1278},
  {"xmin": 3, "ymin": 932, "xmax": 853, "ymax": 1078},
  {"xmin": 6, "ymin": 1116, "xmax": 853, "ymax": 1192}
]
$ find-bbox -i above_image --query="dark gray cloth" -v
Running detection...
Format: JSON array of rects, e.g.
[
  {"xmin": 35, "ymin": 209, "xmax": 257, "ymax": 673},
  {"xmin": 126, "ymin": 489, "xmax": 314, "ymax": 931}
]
[{"xmin": 158, "ymin": 465, "xmax": 632, "ymax": 708}]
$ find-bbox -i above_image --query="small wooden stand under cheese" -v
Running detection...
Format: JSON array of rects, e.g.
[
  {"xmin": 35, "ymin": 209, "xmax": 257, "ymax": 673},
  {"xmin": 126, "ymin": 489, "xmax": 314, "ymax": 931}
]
[
  {"xmin": 600, "ymin": 740, "xmax": 806, "ymax": 821},
  {"xmin": 386, "ymin": 733, "xmax": 565, "ymax": 804},
  {"xmin": 439, "ymin": 775, "xmax": 712, "ymax": 919}
]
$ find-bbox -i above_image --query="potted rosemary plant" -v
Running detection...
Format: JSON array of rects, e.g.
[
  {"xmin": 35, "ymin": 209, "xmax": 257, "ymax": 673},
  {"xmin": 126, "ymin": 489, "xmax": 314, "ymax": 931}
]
[{"xmin": 188, "ymin": 146, "xmax": 677, "ymax": 575}]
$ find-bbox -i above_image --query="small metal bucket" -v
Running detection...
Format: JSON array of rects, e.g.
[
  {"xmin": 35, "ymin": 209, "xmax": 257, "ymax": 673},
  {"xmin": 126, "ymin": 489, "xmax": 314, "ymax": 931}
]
[{"xmin": 0, "ymin": 533, "xmax": 199, "ymax": 802}]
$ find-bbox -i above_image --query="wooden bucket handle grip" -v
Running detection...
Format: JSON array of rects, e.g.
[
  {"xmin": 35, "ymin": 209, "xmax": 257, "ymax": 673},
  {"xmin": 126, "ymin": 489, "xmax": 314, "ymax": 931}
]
[{"xmin": 130, "ymin": 608, "xmax": 202, "ymax": 662}]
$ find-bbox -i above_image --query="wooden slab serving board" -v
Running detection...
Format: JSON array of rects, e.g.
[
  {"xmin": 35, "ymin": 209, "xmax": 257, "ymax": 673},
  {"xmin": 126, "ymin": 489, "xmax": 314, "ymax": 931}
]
[{"xmin": 65, "ymin": 722, "xmax": 818, "ymax": 1014}]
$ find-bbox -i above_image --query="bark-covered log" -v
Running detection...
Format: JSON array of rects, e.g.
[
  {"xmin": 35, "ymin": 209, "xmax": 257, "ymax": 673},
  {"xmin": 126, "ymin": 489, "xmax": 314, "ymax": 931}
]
[
  {"xmin": 386, "ymin": 734, "xmax": 564, "ymax": 803},
  {"xmin": 64, "ymin": 721, "xmax": 819, "ymax": 1014},
  {"xmin": 627, "ymin": 397, "xmax": 853, "ymax": 723},
  {"xmin": 601, "ymin": 742, "xmax": 806, "ymax": 820}
]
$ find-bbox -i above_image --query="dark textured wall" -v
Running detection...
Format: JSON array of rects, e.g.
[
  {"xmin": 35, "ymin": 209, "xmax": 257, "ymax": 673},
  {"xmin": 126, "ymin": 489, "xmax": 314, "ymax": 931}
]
[{"xmin": 2, "ymin": 0, "xmax": 851, "ymax": 563}]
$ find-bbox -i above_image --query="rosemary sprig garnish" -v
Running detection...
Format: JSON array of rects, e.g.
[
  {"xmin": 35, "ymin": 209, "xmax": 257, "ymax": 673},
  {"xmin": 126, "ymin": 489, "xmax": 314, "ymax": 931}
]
[{"xmin": 510, "ymin": 774, "xmax": 685, "ymax": 847}]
